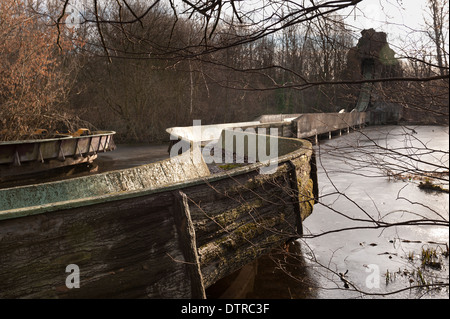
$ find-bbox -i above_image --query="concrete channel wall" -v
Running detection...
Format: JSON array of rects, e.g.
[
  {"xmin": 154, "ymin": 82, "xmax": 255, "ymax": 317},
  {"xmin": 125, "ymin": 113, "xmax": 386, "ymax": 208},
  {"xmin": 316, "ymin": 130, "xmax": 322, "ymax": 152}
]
[
  {"xmin": 293, "ymin": 112, "xmax": 367, "ymax": 139},
  {"xmin": 0, "ymin": 112, "xmax": 364, "ymax": 298},
  {"xmin": 0, "ymin": 120, "xmax": 317, "ymax": 298},
  {"xmin": 0, "ymin": 149, "xmax": 210, "ymax": 216},
  {"xmin": 254, "ymin": 112, "xmax": 368, "ymax": 140}
]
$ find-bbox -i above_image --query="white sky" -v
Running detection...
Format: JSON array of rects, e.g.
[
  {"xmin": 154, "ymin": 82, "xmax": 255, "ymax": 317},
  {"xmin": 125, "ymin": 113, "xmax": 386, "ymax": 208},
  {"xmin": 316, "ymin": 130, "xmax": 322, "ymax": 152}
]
[
  {"xmin": 349, "ymin": 0, "xmax": 428, "ymax": 31},
  {"xmin": 341, "ymin": 0, "xmax": 442, "ymax": 58}
]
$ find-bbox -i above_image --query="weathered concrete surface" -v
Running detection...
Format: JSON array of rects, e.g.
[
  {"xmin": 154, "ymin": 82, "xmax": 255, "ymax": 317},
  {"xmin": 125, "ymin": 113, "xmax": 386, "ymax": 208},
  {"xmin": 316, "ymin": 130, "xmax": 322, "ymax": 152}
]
[
  {"xmin": 0, "ymin": 150, "xmax": 210, "ymax": 217},
  {"xmin": 0, "ymin": 131, "xmax": 115, "ymax": 165},
  {"xmin": 0, "ymin": 131, "xmax": 116, "ymax": 181},
  {"xmin": 187, "ymin": 154, "xmax": 316, "ymax": 289},
  {"xmin": 255, "ymin": 114, "xmax": 302, "ymax": 124},
  {"xmin": 293, "ymin": 112, "xmax": 367, "ymax": 139},
  {"xmin": 167, "ymin": 121, "xmax": 261, "ymax": 145},
  {"xmin": 0, "ymin": 190, "xmax": 198, "ymax": 298}
]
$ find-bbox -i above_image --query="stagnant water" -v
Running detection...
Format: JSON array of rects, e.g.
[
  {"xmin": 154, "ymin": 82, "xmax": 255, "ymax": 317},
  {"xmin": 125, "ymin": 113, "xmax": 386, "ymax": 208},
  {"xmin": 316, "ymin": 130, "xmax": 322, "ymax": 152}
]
[
  {"xmin": 207, "ymin": 125, "xmax": 449, "ymax": 299},
  {"xmin": 300, "ymin": 125, "xmax": 449, "ymax": 299}
]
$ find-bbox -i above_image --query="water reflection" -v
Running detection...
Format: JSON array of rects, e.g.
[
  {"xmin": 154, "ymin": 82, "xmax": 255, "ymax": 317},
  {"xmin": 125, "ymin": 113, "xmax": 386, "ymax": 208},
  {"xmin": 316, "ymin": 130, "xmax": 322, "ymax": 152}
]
[{"xmin": 206, "ymin": 240, "xmax": 318, "ymax": 299}]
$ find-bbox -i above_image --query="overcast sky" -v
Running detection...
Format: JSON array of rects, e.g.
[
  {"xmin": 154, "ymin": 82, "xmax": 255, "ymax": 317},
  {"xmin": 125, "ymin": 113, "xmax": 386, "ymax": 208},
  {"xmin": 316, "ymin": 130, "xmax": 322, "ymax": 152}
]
[
  {"xmin": 343, "ymin": 0, "xmax": 441, "ymax": 57},
  {"xmin": 349, "ymin": 0, "xmax": 427, "ymax": 31}
]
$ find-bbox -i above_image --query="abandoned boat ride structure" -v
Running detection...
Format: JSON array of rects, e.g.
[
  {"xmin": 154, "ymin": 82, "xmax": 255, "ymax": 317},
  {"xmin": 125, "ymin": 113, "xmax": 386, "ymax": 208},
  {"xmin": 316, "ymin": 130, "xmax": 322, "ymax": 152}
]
[
  {"xmin": 0, "ymin": 27, "xmax": 407, "ymax": 298},
  {"xmin": 0, "ymin": 112, "xmax": 370, "ymax": 298},
  {"xmin": 0, "ymin": 129, "xmax": 116, "ymax": 183}
]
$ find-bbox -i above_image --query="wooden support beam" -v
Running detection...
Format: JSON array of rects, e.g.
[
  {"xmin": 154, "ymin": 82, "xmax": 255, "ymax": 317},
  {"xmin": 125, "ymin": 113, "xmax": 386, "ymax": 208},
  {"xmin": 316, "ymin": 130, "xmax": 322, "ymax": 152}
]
[
  {"xmin": 173, "ymin": 191, "xmax": 206, "ymax": 299},
  {"xmin": 97, "ymin": 136, "xmax": 102, "ymax": 153},
  {"xmin": 73, "ymin": 139, "xmax": 80, "ymax": 158},
  {"xmin": 58, "ymin": 140, "xmax": 65, "ymax": 161},
  {"xmin": 287, "ymin": 160, "xmax": 303, "ymax": 237},
  {"xmin": 13, "ymin": 150, "xmax": 21, "ymax": 166}
]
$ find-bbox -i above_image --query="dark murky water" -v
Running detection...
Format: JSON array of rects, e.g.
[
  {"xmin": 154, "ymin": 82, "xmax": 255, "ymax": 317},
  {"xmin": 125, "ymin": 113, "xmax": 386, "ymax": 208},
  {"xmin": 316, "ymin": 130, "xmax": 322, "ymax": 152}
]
[{"xmin": 95, "ymin": 143, "xmax": 169, "ymax": 172}]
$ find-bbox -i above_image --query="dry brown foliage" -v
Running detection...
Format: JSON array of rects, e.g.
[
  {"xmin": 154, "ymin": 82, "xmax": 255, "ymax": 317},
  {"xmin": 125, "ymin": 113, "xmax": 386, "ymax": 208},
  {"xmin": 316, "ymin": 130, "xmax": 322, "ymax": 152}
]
[{"xmin": 0, "ymin": 0, "xmax": 86, "ymax": 141}]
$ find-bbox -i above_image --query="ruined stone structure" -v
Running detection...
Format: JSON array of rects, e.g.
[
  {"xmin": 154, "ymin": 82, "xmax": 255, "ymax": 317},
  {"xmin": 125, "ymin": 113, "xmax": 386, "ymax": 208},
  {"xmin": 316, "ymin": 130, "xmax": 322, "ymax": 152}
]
[
  {"xmin": 346, "ymin": 28, "xmax": 402, "ymax": 81},
  {"xmin": 343, "ymin": 29, "xmax": 404, "ymax": 124}
]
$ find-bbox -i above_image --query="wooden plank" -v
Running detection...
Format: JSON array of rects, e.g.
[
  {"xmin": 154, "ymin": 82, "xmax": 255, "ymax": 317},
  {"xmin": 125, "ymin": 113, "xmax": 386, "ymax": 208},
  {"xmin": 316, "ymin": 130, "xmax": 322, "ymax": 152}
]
[
  {"xmin": 173, "ymin": 191, "xmax": 206, "ymax": 299},
  {"xmin": 0, "ymin": 191, "xmax": 192, "ymax": 298},
  {"xmin": 181, "ymin": 163, "xmax": 309, "ymax": 288}
]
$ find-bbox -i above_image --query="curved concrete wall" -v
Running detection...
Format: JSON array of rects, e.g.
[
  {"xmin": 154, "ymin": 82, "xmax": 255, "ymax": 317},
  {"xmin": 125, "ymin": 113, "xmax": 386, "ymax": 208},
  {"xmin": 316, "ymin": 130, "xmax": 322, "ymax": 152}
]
[
  {"xmin": 0, "ymin": 112, "xmax": 364, "ymax": 219},
  {"xmin": 0, "ymin": 122, "xmax": 306, "ymax": 219},
  {"xmin": 0, "ymin": 131, "xmax": 116, "ymax": 166},
  {"xmin": 294, "ymin": 112, "xmax": 367, "ymax": 138},
  {"xmin": 166, "ymin": 121, "xmax": 261, "ymax": 143},
  {"xmin": 0, "ymin": 121, "xmax": 317, "ymax": 299},
  {"xmin": 0, "ymin": 150, "xmax": 210, "ymax": 218}
]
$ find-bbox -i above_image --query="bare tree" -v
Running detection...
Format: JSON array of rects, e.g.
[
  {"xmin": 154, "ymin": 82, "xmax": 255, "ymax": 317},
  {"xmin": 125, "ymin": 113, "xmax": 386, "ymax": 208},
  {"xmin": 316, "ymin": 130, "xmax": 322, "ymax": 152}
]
[
  {"xmin": 425, "ymin": 0, "xmax": 449, "ymax": 77},
  {"xmin": 12, "ymin": 0, "xmax": 448, "ymax": 298},
  {"xmin": 0, "ymin": 0, "xmax": 85, "ymax": 141}
]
